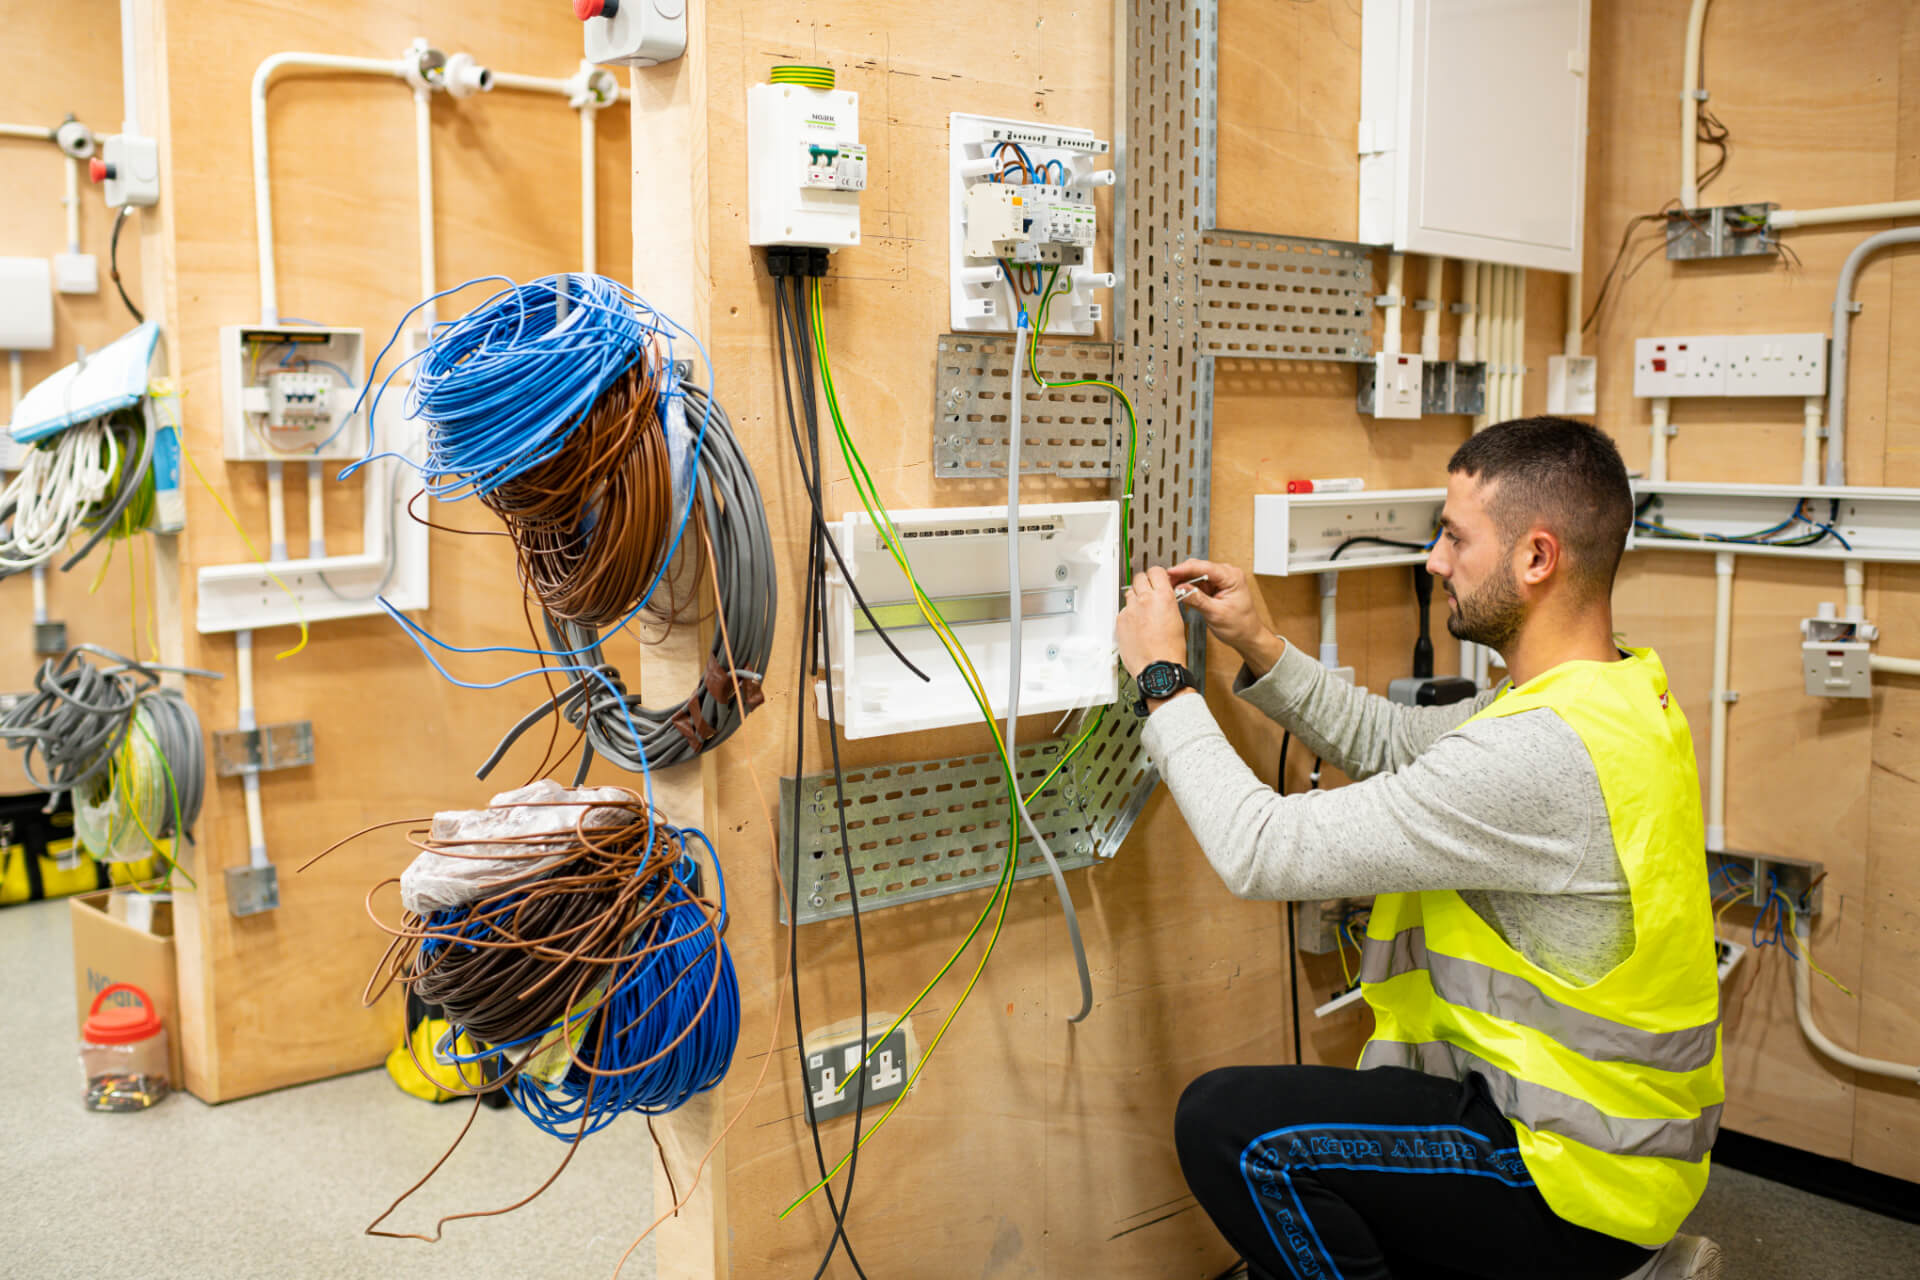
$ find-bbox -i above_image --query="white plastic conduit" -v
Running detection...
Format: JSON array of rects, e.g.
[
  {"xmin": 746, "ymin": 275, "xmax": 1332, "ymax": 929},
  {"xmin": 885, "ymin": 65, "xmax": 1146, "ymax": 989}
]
[
  {"xmin": 1421, "ymin": 255, "xmax": 1443, "ymax": 362},
  {"xmin": 1510, "ymin": 267, "xmax": 1528, "ymax": 419},
  {"xmin": 1383, "ymin": 253, "xmax": 1405, "ymax": 357},
  {"xmin": 1802, "ymin": 397, "xmax": 1824, "ymax": 488},
  {"xmin": 234, "ymin": 630, "xmax": 270, "ymax": 873},
  {"xmin": 1706, "ymin": 551, "xmax": 1734, "ymax": 852},
  {"xmin": 306, "ymin": 459, "xmax": 326, "ymax": 558},
  {"xmin": 63, "ymin": 157, "xmax": 81, "ymax": 255},
  {"xmin": 1650, "ymin": 396, "xmax": 1672, "ymax": 483},
  {"xmin": 1825, "ymin": 226, "xmax": 1920, "ymax": 486},
  {"xmin": 1564, "ymin": 271, "xmax": 1581, "ymax": 360},
  {"xmin": 1458, "ymin": 259, "xmax": 1479, "ymax": 364},
  {"xmin": 265, "ymin": 461, "xmax": 288, "ymax": 561},
  {"xmin": 1794, "ymin": 917, "xmax": 1920, "ymax": 1085},
  {"xmin": 1319, "ymin": 573, "xmax": 1339, "ymax": 668},
  {"xmin": 0, "ymin": 123, "xmax": 54, "ymax": 140},
  {"xmin": 1680, "ymin": 0, "xmax": 1708, "ymax": 208},
  {"xmin": 1771, "ymin": 202, "xmax": 1920, "ymax": 231}
]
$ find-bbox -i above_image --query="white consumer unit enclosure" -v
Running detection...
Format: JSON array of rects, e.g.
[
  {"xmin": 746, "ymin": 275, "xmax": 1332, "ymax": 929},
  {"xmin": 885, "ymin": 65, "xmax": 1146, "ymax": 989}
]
[
  {"xmin": 218, "ymin": 324, "xmax": 367, "ymax": 461},
  {"xmin": 818, "ymin": 499, "xmax": 1121, "ymax": 739},
  {"xmin": 1359, "ymin": 0, "xmax": 1591, "ymax": 271},
  {"xmin": 747, "ymin": 81, "xmax": 866, "ymax": 249}
]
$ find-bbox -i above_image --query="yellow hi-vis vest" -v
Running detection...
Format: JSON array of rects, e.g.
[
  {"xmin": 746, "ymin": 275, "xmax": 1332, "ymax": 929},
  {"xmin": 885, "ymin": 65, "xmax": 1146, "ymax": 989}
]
[{"xmin": 1359, "ymin": 647, "xmax": 1723, "ymax": 1248}]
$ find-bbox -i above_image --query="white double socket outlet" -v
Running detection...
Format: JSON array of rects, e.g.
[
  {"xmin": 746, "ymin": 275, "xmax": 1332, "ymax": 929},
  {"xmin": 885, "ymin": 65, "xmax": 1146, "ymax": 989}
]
[{"xmin": 1633, "ymin": 333, "xmax": 1826, "ymax": 399}]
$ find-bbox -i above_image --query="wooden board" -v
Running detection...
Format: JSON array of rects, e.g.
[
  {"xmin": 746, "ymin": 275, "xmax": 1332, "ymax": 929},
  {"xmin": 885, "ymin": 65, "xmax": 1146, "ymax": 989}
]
[
  {"xmin": 0, "ymin": 3, "xmax": 153, "ymax": 795},
  {"xmin": 146, "ymin": 0, "xmax": 635, "ymax": 1101}
]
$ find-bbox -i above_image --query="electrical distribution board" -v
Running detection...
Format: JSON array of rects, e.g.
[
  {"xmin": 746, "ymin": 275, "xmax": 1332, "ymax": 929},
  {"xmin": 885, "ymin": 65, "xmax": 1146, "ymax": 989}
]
[
  {"xmin": 817, "ymin": 499, "xmax": 1121, "ymax": 739},
  {"xmin": 948, "ymin": 113, "xmax": 1115, "ymax": 335},
  {"xmin": 217, "ymin": 324, "xmax": 367, "ymax": 461},
  {"xmin": 746, "ymin": 81, "xmax": 866, "ymax": 249}
]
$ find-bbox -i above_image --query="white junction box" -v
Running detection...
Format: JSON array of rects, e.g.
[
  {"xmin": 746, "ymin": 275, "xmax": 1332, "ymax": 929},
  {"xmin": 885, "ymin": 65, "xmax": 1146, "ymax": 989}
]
[
  {"xmin": 1547, "ymin": 354, "xmax": 1598, "ymax": 414},
  {"xmin": 747, "ymin": 81, "xmax": 864, "ymax": 249},
  {"xmin": 1800, "ymin": 606, "xmax": 1876, "ymax": 699},
  {"xmin": 818, "ymin": 499, "xmax": 1121, "ymax": 739},
  {"xmin": 582, "ymin": 0, "xmax": 687, "ymax": 68},
  {"xmin": 1633, "ymin": 333, "xmax": 1825, "ymax": 399},
  {"xmin": 218, "ymin": 324, "xmax": 366, "ymax": 461},
  {"xmin": 1370, "ymin": 352, "xmax": 1425, "ymax": 419},
  {"xmin": 53, "ymin": 252, "xmax": 99, "ymax": 296},
  {"xmin": 0, "ymin": 257, "xmax": 55, "ymax": 351},
  {"xmin": 949, "ymin": 113, "xmax": 1113, "ymax": 335},
  {"xmin": 1253, "ymin": 487, "xmax": 1446, "ymax": 576}
]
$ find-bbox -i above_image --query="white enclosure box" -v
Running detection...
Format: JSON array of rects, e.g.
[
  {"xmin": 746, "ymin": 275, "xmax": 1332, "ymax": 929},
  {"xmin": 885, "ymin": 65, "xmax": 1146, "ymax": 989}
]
[
  {"xmin": 1359, "ymin": 0, "xmax": 1590, "ymax": 272},
  {"xmin": 817, "ymin": 500, "xmax": 1121, "ymax": 739},
  {"xmin": 949, "ymin": 113, "xmax": 1111, "ymax": 334},
  {"xmin": 0, "ymin": 258, "xmax": 55, "ymax": 351},
  {"xmin": 747, "ymin": 83, "xmax": 863, "ymax": 249},
  {"xmin": 53, "ymin": 253, "xmax": 99, "ymax": 296},
  {"xmin": 218, "ymin": 324, "xmax": 366, "ymax": 461},
  {"xmin": 1253, "ymin": 487, "xmax": 1446, "ymax": 576},
  {"xmin": 582, "ymin": 0, "xmax": 687, "ymax": 68},
  {"xmin": 1547, "ymin": 354, "xmax": 1598, "ymax": 414},
  {"xmin": 1370, "ymin": 352, "xmax": 1425, "ymax": 419}
]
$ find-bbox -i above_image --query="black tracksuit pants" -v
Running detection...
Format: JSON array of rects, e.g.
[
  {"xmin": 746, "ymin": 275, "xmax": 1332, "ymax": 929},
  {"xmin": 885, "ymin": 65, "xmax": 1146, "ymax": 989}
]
[{"xmin": 1174, "ymin": 1064, "xmax": 1658, "ymax": 1280}]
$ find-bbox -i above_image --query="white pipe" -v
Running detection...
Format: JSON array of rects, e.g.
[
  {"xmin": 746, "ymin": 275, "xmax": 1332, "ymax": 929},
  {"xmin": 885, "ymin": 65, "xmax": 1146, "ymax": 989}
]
[
  {"xmin": 306, "ymin": 459, "xmax": 326, "ymax": 558},
  {"xmin": 31, "ymin": 564, "xmax": 48, "ymax": 625},
  {"xmin": 1680, "ymin": 0, "xmax": 1708, "ymax": 208},
  {"xmin": 1794, "ymin": 918, "xmax": 1920, "ymax": 1084},
  {"xmin": 1650, "ymin": 396, "xmax": 1672, "ymax": 483},
  {"xmin": 9, "ymin": 350, "xmax": 21, "ymax": 421},
  {"xmin": 1706, "ymin": 552, "xmax": 1734, "ymax": 852},
  {"xmin": 1383, "ymin": 253, "xmax": 1405, "ymax": 356},
  {"xmin": 265, "ymin": 461, "xmax": 288, "ymax": 561},
  {"xmin": 64, "ymin": 156, "xmax": 81, "ymax": 253},
  {"xmin": 491, "ymin": 70, "xmax": 571, "ymax": 95},
  {"xmin": 0, "ymin": 123, "xmax": 54, "ymax": 140},
  {"xmin": 119, "ymin": 0, "xmax": 141, "ymax": 135},
  {"xmin": 1421, "ymin": 255, "xmax": 1443, "ymax": 362},
  {"xmin": 1870, "ymin": 655, "xmax": 1920, "ymax": 677},
  {"xmin": 1564, "ymin": 271, "xmax": 1581, "ymax": 359},
  {"xmin": 234, "ymin": 631, "xmax": 270, "ymax": 870},
  {"xmin": 252, "ymin": 51, "xmax": 412, "ymax": 323},
  {"xmin": 1826, "ymin": 227, "xmax": 1920, "ymax": 486},
  {"xmin": 1459, "ymin": 259, "xmax": 1479, "ymax": 363},
  {"xmin": 414, "ymin": 84, "xmax": 438, "ymax": 331},
  {"xmin": 1772, "ymin": 201, "xmax": 1920, "ymax": 231},
  {"xmin": 1318, "ymin": 574, "xmax": 1339, "ymax": 668},
  {"xmin": 1845, "ymin": 560, "xmax": 1865, "ymax": 615},
  {"xmin": 1512, "ymin": 267, "xmax": 1528, "ymax": 417},
  {"xmin": 1496, "ymin": 266, "xmax": 1516, "ymax": 420},
  {"xmin": 582, "ymin": 105, "xmax": 597, "ymax": 275},
  {"xmin": 1802, "ymin": 397, "xmax": 1824, "ymax": 487}
]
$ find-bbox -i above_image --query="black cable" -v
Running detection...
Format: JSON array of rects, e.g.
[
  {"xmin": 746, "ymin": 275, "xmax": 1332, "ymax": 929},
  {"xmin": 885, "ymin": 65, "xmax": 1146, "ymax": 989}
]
[
  {"xmin": 1411, "ymin": 566, "xmax": 1434, "ymax": 680},
  {"xmin": 773, "ymin": 269, "xmax": 870, "ymax": 1280},
  {"xmin": 1328, "ymin": 534, "xmax": 1427, "ymax": 562},
  {"xmin": 110, "ymin": 206, "xmax": 143, "ymax": 324}
]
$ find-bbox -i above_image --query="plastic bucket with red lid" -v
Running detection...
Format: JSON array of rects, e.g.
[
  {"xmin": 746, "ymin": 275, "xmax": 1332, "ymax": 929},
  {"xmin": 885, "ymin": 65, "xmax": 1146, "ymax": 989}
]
[{"xmin": 80, "ymin": 982, "xmax": 170, "ymax": 1111}]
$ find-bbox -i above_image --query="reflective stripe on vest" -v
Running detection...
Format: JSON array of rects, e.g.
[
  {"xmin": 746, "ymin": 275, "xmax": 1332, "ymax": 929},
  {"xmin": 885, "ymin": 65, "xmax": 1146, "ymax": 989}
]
[
  {"xmin": 1359, "ymin": 647, "xmax": 1724, "ymax": 1248},
  {"xmin": 1360, "ymin": 927, "xmax": 1720, "ymax": 1073}
]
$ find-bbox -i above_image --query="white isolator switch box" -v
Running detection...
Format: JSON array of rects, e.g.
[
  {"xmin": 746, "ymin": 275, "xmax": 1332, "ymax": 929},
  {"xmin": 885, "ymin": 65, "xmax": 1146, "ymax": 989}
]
[
  {"xmin": 1371, "ymin": 352, "xmax": 1425, "ymax": 419},
  {"xmin": 747, "ymin": 82, "xmax": 863, "ymax": 249},
  {"xmin": 0, "ymin": 258, "xmax": 55, "ymax": 351},
  {"xmin": 53, "ymin": 253, "xmax": 99, "ymax": 295},
  {"xmin": 580, "ymin": 0, "xmax": 686, "ymax": 68},
  {"xmin": 93, "ymin": 133, "xmax": 160, "ymax": 209},
  {"xmin": 1546, "ymin": 354, "xmax": 1597, "ymax": 414},
  {"xmin": 1801, "ymin": 608, "xmax": 1876, "ymax": 699}
]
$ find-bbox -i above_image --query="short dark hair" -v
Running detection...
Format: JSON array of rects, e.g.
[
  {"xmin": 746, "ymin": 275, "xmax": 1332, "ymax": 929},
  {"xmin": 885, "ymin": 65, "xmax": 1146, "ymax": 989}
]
[{"xmin": 1446, "ymin": 417, "xmax": 1632, "ymax": 596}]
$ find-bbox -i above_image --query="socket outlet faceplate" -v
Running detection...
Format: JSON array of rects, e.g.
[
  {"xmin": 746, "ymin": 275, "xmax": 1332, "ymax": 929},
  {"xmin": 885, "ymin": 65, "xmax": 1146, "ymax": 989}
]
[{"xmin": 804, "ymin": 1019, "xmax": 914, "ymax": 1122}]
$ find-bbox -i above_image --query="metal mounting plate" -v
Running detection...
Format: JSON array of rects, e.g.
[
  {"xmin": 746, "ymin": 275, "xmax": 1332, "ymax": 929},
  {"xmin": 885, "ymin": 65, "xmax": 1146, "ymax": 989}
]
[
  {"xmin": 1196, "ymin": 230, "xmax": 1373, "ymax": 362},
  {"xmin": 933, "ymin": 334, "xmax": 1118, "ymax": 478},
  {"xmin": 780, "ymin": 741, "xmax": 1110, "ymax": 924}
]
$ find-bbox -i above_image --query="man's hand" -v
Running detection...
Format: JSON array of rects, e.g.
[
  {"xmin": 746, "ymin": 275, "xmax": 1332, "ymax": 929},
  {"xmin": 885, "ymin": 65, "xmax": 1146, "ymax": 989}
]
[
  {"xmin": 1116, "ymin": 567, "xmax": 1189, "ymax": 685},
  {"xmin": 1169, "ymin": 559, "xmax": 1285, "ymax": 676}
]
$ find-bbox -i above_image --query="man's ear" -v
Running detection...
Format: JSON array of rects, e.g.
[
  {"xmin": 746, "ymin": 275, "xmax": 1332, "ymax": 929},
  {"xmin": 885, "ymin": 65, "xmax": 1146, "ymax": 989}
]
[{"xmin": 1516, "ymin": 526, "xmax": 1560, "ymax": 588}]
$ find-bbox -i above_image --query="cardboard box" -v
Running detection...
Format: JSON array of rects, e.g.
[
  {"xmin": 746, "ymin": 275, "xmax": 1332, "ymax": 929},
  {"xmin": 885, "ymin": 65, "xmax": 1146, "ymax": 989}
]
[{"xmin": 70, "ymin": 891, "xmax": 184, "ymax": 1088}]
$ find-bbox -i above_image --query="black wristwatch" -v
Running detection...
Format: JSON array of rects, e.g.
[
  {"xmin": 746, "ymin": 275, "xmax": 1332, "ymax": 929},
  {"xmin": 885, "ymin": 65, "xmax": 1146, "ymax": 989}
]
[{"xmin": 1133, "ymin": 660, "xmax": 1201, "ymax": 715}]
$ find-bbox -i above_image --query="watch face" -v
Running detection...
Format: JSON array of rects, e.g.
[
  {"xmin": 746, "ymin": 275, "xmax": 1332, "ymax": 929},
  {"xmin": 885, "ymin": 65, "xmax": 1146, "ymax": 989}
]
[{"xmin": 1139, "ymin": 662, "xmax": 1179, "ymax": 699}]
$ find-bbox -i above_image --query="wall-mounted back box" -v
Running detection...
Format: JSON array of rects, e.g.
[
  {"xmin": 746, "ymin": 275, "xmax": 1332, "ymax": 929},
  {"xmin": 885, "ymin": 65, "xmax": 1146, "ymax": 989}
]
[
  {"xmin": 1360, "ymin": 0, "xmax": 1591, "ymax": 271},
  {"xmin": 818, "ymin": 500, "xmax": 1120, "ymax": 739}
]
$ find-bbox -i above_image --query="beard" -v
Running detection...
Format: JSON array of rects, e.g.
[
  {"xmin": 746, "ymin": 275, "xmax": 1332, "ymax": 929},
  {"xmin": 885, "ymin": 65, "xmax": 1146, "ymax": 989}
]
[{"xmin": 1445, "ymin": 562, "xmax": 1526, "ymax": 650}]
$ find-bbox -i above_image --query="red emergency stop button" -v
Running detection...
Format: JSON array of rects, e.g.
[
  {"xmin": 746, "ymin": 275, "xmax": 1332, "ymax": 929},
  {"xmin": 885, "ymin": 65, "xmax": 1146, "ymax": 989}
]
[
  {"xmin": 575, "ymin": 0, "xmax": 619, "ymax": 18},
  {"xmin": 89, "ymin": 156, "xmax": 113, "ymax": 184}
]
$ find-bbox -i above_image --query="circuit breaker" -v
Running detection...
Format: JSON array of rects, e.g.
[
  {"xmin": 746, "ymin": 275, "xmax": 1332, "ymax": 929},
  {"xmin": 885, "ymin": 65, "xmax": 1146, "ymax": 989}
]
[
  {"xmin": 949, "ymin": 113, "xmax": 1115, "ymax": 334},
  {"xmin": 218, "ymin": 324, "xmax": 366, "ymax": 461},
  {"xmin": 747, "ymin": 74, "xmax": 864, "ymax": 250}
]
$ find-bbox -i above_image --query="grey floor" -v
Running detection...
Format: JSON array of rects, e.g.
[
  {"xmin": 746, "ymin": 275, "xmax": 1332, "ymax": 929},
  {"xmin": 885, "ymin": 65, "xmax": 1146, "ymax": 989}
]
[
  {"xmin": 2, "ymin": 897, "xmax": 657, "ymax": 1280},
  {"xmin": 6, "ymin": 896, "xmax": 1919, "ymax": 1280}
]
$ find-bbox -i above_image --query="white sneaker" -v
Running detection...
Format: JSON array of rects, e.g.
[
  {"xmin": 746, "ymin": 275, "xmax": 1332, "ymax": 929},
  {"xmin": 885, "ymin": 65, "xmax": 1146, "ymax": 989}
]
[{"xmin": 1628, "ymin": 1234, "xmax": 1724, "ymax": 1280}]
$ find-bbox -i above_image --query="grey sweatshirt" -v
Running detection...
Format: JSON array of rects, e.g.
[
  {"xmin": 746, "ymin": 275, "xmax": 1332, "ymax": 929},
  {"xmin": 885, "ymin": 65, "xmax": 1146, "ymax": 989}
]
[{"xmin": 1140, "ymin": 642, "xmax": 1634, "ymax": 985}]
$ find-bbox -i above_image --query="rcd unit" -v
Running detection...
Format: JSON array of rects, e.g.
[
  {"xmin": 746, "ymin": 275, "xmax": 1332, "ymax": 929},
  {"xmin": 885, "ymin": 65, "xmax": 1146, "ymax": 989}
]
[{"xmin": 747, "ymin": 69, "xmax": 866, "ymax": 250}]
